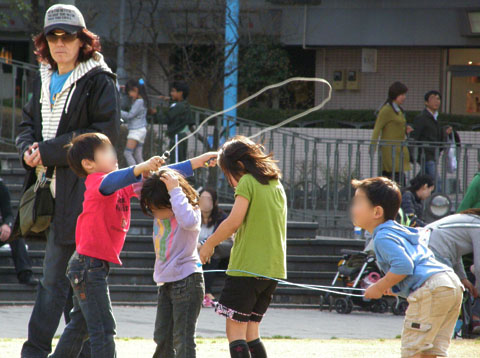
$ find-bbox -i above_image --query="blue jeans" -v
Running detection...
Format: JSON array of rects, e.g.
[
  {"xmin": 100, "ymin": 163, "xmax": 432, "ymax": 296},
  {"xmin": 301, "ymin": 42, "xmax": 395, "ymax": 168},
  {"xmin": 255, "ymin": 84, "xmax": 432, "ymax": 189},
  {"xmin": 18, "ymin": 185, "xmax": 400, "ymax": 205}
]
[
  {"xmin": 21, "ymin": 225, "xmax": 90, "ymax": 358},
  {"xmin": 425, "ymin": 160, "xmax": 436, "ymax": 180},
  {"xmin": 51, "ymin": 252, "xmax": 116, "ymax": 358},
  {"xmin": 153, "ymin": 273, "xmax": 204, "ymax": 358}
]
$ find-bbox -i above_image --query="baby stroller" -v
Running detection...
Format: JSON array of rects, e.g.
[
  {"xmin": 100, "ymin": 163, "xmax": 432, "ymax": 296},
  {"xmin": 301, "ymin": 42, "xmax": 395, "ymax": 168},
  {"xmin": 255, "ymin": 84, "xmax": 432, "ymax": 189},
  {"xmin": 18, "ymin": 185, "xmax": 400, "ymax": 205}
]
[
  {"xmin": 454, "ymin": 291, "xmax": 480, "ymax": 339},
  {"xmin": 321, "ymin": 249, "xmax": 408, "ymax": 315}
]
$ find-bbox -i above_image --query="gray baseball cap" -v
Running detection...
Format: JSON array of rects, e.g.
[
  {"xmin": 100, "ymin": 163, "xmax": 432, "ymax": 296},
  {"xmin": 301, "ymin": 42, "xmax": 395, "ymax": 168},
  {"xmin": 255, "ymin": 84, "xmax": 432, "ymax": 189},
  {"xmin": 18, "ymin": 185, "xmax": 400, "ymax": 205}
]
[{"xmin": 44, "ymin": 4, "xmax": 86, "ymax": 35}]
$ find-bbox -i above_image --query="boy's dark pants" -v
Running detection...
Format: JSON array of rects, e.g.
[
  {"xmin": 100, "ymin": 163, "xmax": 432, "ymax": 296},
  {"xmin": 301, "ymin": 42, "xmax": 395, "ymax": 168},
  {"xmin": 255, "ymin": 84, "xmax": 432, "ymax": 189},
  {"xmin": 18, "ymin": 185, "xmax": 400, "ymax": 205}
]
[
  {"xmin": 52, "ymin": 252, "xmax": 116, "ymax": 358},
  {"xmin": 21, "ymin": 224, "xmax": 90, "ymax": 358},
  {"xmin": 153, "ymin": 273, "xmax": 204, "ymax": 358}
]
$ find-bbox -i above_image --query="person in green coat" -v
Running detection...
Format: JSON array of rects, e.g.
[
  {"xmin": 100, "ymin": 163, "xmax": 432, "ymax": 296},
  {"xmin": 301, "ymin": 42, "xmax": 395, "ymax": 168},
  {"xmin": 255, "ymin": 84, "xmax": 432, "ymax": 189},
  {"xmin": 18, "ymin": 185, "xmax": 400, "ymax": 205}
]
[
  {"xmin": 158, "ymin": 81, "xmax": 194, "ymax": 163},
  {"xmin": 457, "ymin": 172, "xmax": 480, "ymax": 212},
  {"xmin": 371, "ymin": 81, "xmax": 413, "ymax": 186}
]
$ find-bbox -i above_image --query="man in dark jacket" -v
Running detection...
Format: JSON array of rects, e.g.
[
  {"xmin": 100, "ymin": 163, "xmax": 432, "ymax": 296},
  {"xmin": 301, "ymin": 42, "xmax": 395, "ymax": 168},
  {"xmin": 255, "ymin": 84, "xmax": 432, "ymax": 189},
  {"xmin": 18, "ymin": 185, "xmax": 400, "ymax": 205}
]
[
  {"xmin": 410, "ymin": 90, "xmax": 452, "ymax": 179},
  {"xmin": 14, "ymin": 4, "xmax": 120, "ymax": 358}
]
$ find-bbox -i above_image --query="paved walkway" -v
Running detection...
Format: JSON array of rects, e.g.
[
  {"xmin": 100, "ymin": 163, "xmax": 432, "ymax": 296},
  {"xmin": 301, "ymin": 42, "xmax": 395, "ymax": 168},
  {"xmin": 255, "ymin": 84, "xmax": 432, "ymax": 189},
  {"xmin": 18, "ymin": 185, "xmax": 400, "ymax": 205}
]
[{"xmin": 1, "ymin": 305, "xmax": 404, "ymax": 340}]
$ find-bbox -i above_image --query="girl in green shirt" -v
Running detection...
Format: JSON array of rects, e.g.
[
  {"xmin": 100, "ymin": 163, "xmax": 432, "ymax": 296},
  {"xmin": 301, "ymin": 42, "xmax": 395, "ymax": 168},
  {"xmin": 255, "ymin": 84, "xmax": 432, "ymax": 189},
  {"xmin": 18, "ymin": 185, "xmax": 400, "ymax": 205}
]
[{"xmin": 200, "ymin": 135, "xmax": 287, "ymax": 358}]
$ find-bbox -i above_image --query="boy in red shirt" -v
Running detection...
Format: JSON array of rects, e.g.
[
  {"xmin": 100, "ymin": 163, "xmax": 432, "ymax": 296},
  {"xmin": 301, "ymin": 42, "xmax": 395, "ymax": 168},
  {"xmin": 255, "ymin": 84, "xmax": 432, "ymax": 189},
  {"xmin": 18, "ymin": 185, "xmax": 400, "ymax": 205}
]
[{"xmin": 51, "ymin": 132, "xmax": 215, "ymax": 358}]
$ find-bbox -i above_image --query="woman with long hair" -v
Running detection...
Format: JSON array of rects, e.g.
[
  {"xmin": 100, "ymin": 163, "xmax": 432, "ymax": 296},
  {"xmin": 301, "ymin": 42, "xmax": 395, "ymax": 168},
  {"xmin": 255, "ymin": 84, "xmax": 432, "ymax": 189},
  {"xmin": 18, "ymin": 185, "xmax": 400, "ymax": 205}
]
[
  {"xmin": 198, "ymin": 188, "xmax": 232, "ymax": 307},
  {"xmin": 371, "ymin": 81, "xmax": 412, "ymax": 186}
]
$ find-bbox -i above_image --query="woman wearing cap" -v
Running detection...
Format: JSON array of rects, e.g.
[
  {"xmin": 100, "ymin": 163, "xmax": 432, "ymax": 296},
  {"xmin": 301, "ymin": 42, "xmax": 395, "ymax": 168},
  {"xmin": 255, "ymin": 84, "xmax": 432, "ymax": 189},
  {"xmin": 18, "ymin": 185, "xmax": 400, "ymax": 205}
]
[{"xmin": 15, "ymin": 4, "xmax": 120, "ymax": 358}]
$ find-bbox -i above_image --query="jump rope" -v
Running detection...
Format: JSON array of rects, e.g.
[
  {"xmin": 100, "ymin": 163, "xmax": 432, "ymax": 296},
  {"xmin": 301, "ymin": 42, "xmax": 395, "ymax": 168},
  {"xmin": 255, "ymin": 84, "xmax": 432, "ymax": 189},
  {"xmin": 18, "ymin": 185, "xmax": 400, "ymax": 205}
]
[{"xmin": 158, "ymin": 77, "xmax": 366, "ymax": 297}]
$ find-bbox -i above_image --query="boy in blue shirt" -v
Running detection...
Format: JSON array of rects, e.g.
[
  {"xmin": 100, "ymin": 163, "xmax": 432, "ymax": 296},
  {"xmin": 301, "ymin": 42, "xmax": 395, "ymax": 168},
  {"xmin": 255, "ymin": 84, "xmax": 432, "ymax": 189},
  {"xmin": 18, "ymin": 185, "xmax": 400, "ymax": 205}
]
[{"xmin": 351, "ymin": 177, "xmax": 463, "ymax": 358}]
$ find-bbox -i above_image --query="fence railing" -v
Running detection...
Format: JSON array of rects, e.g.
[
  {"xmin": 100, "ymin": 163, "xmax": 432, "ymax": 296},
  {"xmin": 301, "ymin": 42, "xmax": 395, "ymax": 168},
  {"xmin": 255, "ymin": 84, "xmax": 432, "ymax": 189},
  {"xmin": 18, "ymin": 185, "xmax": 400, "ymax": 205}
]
[
  {"xmin": 144, "ymin": 105, "xmax": 480, "ymax": 233},
  {"xmin": 2, "ymin": 71, "xmax": 479, "ymax": 234},
  {"xmin": 0, "ymin": 58, "xmax": 38, "ymax": 148}
]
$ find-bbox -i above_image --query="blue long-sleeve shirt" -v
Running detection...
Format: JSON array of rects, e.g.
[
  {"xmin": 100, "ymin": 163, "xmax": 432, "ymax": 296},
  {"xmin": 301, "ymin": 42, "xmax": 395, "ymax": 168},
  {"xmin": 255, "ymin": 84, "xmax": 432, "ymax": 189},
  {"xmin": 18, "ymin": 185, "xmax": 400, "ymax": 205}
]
[
  {"xmin": 100, "ymin": 160, "xmax": 193, "ymax": 196},
  {"xmin": 373, "ymin": 220, "xmax": 451, "ymax": 298}
]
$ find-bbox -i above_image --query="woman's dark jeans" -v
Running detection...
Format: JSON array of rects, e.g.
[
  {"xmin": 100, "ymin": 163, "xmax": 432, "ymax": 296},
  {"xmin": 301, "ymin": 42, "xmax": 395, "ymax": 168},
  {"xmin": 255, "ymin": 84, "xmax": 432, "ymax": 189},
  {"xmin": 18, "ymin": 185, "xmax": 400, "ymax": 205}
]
[
  {"xmin": 51, "ymin": 252, "xmax": 116, "ymax": 358},
  {"xmin": 21, "ymin": 224, "xmax": 90, "ymax": 358},
  {"xmin": 153, "ymin": 273, "xmax": 204, "ymax": 358}
]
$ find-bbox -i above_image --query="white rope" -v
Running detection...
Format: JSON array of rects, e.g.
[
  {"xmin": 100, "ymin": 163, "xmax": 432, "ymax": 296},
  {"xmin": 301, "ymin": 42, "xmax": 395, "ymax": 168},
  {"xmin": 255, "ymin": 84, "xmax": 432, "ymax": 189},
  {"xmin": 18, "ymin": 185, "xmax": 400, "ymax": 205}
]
[{"xmin": 163, "ymin": 77, "xmax": 332, "ymax": 157}]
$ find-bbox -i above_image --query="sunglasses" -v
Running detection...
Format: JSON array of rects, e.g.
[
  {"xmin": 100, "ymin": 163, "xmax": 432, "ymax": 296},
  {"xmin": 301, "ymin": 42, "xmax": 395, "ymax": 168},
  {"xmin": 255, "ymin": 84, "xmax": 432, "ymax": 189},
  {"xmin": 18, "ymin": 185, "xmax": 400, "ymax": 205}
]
[{"xmin": 46, "ymin": 32, "xmax": 78, "ymax": 43}]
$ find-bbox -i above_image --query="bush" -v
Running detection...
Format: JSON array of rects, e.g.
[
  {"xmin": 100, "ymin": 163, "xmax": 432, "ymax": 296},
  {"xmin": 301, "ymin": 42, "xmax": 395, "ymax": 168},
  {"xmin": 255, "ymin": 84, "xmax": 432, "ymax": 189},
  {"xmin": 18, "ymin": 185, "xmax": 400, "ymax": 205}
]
[{"xmin": 237, "ymin": 108, "xmax": 480, "ymax": 130}]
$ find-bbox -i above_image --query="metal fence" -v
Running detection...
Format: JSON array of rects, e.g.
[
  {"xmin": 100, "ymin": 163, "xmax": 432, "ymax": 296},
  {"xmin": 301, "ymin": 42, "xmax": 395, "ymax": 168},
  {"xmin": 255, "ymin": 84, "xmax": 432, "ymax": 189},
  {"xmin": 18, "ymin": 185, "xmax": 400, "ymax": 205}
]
[
  {"xmin": 1, "ymin": 67, "xmax": 479, "ymax": 235},
  {"xmin": 145, "ymin": 105, "xmax": 480, "ymax": 235},
  {"xmin": 0, "ymin": 58, "xmax": 38, "ymax": 148}
]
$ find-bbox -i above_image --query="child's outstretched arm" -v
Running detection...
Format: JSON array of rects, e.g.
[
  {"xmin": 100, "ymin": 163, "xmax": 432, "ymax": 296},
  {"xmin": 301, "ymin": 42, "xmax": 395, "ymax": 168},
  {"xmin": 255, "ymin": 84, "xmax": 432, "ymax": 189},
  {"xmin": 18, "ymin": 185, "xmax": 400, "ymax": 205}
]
[
  {"xmin": 199, "ymin": 195, "xmax": 249, "ymax": 264},
  {"xmin": 100, "ymin": 156, "xmax": 163, "ymax": 195},
  {"xmin": 189, "ymin": 152, "xmax": 218, "ymax": 170}
]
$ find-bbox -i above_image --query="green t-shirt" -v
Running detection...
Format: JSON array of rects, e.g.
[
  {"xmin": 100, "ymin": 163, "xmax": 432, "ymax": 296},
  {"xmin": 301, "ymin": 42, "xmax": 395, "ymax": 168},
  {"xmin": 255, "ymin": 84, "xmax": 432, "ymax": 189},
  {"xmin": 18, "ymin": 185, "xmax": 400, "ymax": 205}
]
[{"xmin": 227, "ymin": 174, "xmax": 287, "ymax": 279}]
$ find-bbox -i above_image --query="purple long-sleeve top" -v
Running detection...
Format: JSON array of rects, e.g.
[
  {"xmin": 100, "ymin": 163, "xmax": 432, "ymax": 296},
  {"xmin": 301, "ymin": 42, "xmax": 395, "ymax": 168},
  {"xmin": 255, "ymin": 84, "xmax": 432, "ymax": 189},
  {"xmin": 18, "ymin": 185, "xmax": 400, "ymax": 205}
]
[{"xmin": 152, "ymin": 186, "xmax": 202, "ymax": 283}]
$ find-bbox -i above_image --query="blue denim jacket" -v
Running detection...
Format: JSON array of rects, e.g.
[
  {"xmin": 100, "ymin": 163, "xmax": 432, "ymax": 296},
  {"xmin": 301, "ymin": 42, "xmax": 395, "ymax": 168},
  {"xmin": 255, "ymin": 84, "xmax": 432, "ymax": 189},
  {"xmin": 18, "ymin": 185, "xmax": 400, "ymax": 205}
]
[{"xmin": 373, "ymin": 220, "xmax": 451, "ymax": 298}]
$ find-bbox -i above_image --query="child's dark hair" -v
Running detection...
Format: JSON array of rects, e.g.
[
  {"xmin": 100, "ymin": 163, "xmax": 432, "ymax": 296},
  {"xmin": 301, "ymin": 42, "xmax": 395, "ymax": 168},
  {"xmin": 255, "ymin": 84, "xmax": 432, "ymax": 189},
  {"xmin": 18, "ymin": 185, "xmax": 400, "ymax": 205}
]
[
  {"xmin": 352, "ymin": 177, "xmax": 402, "ymax": 221},
  {"xmin": 218, "ymin": 136, "xmax": 281, "ymax": 185},
  {"xmin": 171, "ymin": 81, "xmax": 189, "ymax": 99},
  {"xmin": 66, "ymin": 132, "xmax": 112, "ymax": 178},
  {"xmin": 140, "ymin": 169, "xmax": 199, "ymax": 216},
  {"xmin": 125, "ymin": 78, "xmax": 150, "ymax": 109},
  {"xmin": 405, "ymin": 174, "xmax": 434, "ymax": 193}
]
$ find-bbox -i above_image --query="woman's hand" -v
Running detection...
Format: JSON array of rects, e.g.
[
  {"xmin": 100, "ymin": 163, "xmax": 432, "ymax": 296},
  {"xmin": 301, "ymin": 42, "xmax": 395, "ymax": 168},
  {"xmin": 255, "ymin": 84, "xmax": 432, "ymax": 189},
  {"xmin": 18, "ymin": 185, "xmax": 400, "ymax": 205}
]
[
  {"xmin": 199, "ymin": 241, "xmax": 215, "ymax": 264},
  {"xmin": 23, "ymin": 143, "xmax": 43, "ymax": 168},
  {"xmin": 0, "ymin": 224, "xmax": 12, "ymax": 242},
  {"xmin": 160, "ymin": 171, "xmax": 179, "ymax": 191},
  {"xmin": 461, "ymin": 278, "xmax": 479, "ymax": 298},
  {"xmin": 406, "ymin": 125, "xmax": 414, "ymax": 135}
]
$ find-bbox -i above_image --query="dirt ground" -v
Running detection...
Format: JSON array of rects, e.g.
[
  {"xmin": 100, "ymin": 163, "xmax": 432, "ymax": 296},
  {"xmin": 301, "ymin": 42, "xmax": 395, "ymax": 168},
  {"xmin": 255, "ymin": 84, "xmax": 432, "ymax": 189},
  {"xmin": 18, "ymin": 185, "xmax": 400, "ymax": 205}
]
[{"xmin": 1, "ymin": 337, "xmax": 478, "ymax": 358}]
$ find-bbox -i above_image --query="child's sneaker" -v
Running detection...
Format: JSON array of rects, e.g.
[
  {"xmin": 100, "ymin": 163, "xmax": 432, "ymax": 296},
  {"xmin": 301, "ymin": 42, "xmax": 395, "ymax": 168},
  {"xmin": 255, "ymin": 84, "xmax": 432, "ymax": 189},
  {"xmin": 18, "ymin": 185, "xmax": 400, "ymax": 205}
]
[{"xmin": 202, "ymin": 295, "xmax": 215, "ymax": 308}]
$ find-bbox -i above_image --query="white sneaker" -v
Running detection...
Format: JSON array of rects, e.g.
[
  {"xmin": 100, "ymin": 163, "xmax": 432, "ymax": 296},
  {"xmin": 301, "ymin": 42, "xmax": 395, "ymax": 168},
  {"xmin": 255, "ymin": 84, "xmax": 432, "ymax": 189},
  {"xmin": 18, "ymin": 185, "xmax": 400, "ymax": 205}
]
[{"xmin": 0, "ymin": 244, "xmax": 11, "ymax": 252}]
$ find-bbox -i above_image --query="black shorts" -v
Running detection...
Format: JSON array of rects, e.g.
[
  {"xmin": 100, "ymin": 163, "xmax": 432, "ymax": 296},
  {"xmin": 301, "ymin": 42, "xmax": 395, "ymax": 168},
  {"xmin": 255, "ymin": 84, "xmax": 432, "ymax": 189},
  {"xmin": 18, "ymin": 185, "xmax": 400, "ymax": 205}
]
[{"xmin": 215, "ymin": 276, "xmax": 278, "ymax": 323}]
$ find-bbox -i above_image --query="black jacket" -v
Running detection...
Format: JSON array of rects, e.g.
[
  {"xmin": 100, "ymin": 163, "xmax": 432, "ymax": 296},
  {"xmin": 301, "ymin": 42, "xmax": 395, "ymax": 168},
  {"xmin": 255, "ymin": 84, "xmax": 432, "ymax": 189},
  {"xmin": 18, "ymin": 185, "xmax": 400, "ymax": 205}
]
[
  {"xmin": 410, "ymin": 109, "xmax": 447, "ymax": 162},
  {"xmin": 13, "ymin": 67, "xmax": 121, "ymax": 245}
]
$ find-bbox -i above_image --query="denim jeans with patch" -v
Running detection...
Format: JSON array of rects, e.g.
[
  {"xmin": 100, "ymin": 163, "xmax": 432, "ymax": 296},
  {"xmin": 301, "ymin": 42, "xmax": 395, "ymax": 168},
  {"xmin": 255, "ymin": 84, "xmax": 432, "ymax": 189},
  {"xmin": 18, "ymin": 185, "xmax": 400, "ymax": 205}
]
[
  {"xmin": 51, "ymin": 252, "xmax": 116, "ymax": 358},
  {"xmin": 153, "ymin": 273, "xmax": 204, "ymax": 358}
]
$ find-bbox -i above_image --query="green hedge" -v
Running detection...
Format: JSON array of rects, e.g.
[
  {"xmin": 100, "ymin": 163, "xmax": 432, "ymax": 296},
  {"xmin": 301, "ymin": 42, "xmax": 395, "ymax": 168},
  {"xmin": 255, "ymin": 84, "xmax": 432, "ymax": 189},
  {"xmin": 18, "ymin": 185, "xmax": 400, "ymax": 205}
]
[{"xmin": 236, "ymin": 108, "xmax": 480, "ymax": 130}]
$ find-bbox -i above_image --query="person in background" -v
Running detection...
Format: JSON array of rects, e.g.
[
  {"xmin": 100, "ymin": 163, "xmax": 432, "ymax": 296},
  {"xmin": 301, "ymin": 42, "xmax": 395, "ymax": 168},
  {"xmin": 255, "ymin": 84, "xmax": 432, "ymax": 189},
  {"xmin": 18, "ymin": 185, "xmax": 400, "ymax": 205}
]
[
  {"xmin": 399, "ymin": 174, "xmax": 435, "ymax": 227},
  {"xmin": 457, "ymin": 171, "xmax": 480, "ymax": 212},
  {"xmin": 121, "ymin": 78, "xmax": 149, "ymax": 166},
  {"xmin": 410, "ymin": 90, "xmax": 452, "ymax": 180},
  {"xmin": 0, "ymin": 179, "xmax": 38, "ymax": 285},
  {"xmin": 159, "ymin": 81, "xmax": 194, "ymax": 163},
  {"xmin": 198, "ymin": 188, "xmax": 232, "ymax": 308},
  {"xmin": 371, "ymin": 81, "xmax": 412, "ymax": 186},
  {"xmin": 426, "ymin": 209, "xmax": 480, "ymax": 334}
]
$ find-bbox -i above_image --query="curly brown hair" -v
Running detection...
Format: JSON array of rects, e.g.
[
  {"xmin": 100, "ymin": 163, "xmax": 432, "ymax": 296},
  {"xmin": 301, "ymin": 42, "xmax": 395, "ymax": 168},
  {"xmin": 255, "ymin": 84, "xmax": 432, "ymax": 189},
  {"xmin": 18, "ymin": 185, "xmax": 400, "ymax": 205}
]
[
  {"xmin": 33, "ymin": 28, "xmax": 101, "ymax": 70},
  {"xmin": 140, "ymin": 169, "xmax": 199, "ymax": 216},
  {"xmin": 218, "ymin": 135, "xmax": 281, "ymax": 185}
]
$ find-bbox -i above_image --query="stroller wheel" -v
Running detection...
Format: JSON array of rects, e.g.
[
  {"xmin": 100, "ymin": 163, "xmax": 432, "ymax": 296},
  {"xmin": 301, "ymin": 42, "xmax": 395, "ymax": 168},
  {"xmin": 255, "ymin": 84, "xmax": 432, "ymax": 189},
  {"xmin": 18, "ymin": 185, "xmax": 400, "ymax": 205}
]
[
  {"xmin": 371, "ymin": 299, "xmax": 389, "ymax": 314},
  {"xmin": 319, "ymin": 295, "xmax": 325, "ymax": 311},
  {"xmin": 335, "ymin": 297, "xmax": 353, "ymax": 314},
  {"xmin": 392, "ymin": 300, "xmax": 409, "ymax": 316}
]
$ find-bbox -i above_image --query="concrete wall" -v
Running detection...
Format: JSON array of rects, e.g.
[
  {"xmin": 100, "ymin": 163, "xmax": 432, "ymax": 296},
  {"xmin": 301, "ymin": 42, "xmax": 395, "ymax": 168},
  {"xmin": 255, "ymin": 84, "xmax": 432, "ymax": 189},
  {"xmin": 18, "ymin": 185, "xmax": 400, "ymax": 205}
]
[{"xmin": 314, "ymin": 47, "xmax": 443, "ymax": 111}]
